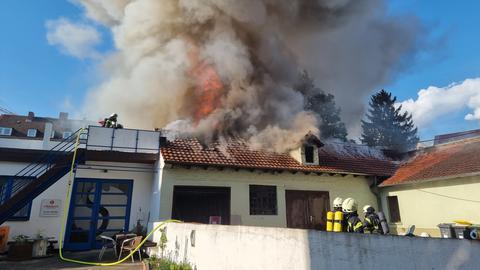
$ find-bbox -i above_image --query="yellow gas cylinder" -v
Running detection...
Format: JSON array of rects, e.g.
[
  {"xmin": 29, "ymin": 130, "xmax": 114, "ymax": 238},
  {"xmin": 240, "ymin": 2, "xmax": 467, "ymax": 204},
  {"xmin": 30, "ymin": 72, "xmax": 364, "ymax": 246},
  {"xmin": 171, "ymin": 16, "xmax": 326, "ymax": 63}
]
[
  {"xmin": 333, "ymin": 211, "xmax": 343, "ymax": 232},
  {"xmin": 326, "ymin": 211, "xmax": 334, "ymax": 232}
]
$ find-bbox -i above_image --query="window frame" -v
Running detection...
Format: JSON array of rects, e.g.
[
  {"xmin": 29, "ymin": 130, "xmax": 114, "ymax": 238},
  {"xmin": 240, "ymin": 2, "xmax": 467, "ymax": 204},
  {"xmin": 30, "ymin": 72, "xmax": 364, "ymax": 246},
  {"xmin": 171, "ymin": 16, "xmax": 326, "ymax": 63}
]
[
  {"xmin": 387, "ymin": 195, "xmax": 401, "ymax": 223},
  {"xmin": 0, "ymin": 176, "xmax": 33, "ymax": 221},
  {"xmin": 249, "ymin": 185, "xmax": 277, "ymax": 215},
  {"xmin": 27, "ymin": 128, "xmax": 37, "ymax": 138},
  {"xmin": 62, "ymin": 131, "xmax": 73, "ymax": 139},
  {"xmin": 0, "ymin": 127, "xmax": 13, "ymax": 136},
  {"xmin": 304, "ymin": 145, "xmax": 315, "ymax": 163}
]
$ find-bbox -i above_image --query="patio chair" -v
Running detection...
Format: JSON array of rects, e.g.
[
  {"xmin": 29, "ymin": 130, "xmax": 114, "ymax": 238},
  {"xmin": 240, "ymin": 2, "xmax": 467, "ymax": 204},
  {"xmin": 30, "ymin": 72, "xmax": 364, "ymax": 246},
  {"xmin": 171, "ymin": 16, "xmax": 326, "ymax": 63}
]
[
  {"xmin": 118, "ymin": 236, "xmax": 143, "ymax": 262},
  {"xmin": 98, "ymin": 235, "xmax": 117, "ymax": 261}
]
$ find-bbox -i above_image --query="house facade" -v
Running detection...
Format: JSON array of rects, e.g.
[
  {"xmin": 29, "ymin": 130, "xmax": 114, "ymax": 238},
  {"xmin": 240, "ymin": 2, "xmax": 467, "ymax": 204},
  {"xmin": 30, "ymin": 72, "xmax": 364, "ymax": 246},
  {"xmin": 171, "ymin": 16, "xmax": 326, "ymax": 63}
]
[
  {"xmin": 0, "ymin": 112, "xmax": 395, "ymax": 250},
  {"xmin": 379, "ymin": 137, "xmax": 480, "ymax": 237}
]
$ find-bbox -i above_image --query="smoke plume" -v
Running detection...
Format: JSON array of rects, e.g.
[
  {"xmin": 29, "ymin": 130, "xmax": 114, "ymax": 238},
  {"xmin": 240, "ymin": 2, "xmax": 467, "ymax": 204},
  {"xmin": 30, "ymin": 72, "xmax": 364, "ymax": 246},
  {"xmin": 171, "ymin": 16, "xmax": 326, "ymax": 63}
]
[{"xmin": 78, "ymin": 0, "xmax": 420, "ymax": 152}]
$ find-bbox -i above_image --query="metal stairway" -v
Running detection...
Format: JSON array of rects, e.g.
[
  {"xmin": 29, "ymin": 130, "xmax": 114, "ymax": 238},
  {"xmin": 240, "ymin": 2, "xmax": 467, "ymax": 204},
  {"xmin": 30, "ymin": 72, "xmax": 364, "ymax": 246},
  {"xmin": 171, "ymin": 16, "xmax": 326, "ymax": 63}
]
[{"xmin": 0, "ymin": 129, "xmax": 87, "ymax": 225}]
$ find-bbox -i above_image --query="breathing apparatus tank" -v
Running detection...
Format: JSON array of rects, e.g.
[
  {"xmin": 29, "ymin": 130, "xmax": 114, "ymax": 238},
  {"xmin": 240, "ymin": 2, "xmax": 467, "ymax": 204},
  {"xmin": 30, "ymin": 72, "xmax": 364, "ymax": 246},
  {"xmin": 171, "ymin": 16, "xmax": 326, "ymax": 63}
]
[
  {"xmin": 326, "ymin": 211, "xmax": 334, "ymax": 232},
  {"xmin": 333, "ymin": 211, "xmax": 344, "ymax": 232},
  {"xmin": 378, "ymin": 211, "xmax": 389, "ymax": 234}
]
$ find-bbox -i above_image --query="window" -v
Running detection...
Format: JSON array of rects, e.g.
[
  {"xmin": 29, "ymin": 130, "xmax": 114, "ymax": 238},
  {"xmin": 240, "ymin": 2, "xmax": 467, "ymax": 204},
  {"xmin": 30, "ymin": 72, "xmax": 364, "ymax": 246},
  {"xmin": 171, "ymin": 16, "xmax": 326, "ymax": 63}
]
[
  {"xmin": 304, "ymin": 145, "xmax": 315, "ymax": 163},
  {"xmin": 62, "ymin": 131, "xmax": 72, "ymax": 139},
  {"xmin": 0, "ymin": 177, "xmax": 32, "ymax": 221},
  {"xmin": 0, "ymin": 127, "xmax": 12, "ymax": 136},
  {"xmin": 387, "ymin": 196, "xmax": 401, "ymax": 223},
  {"xmin": 27, "ymin": 129, "xmax": 37, "ymax": 137},
  {"xmin": 249, "ymin": 185, "xmax": 277, "ymax": 215}
]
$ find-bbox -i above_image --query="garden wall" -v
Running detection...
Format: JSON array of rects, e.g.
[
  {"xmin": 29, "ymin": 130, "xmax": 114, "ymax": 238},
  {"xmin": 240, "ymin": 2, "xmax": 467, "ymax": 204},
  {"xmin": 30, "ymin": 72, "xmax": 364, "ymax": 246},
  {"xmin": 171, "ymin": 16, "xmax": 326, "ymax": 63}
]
[{"xmin": 150, "ymin": 222, "xmax": 480, "ymax": 270}]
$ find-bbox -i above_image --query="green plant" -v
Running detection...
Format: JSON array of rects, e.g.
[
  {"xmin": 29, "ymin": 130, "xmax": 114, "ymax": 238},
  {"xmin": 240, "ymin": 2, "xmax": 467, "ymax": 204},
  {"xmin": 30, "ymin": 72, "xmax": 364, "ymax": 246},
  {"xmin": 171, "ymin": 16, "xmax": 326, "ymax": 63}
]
[
  {"xmin": 159, "ymin": 228, "xmax": 167, "ymax": 256},
  {"xmin": 13, "ymin": 235, "xmax": 29, "ymax": 243},
  {"xmin": 144, "ymin": 256, "xmax": 193, "ymax": 270}
]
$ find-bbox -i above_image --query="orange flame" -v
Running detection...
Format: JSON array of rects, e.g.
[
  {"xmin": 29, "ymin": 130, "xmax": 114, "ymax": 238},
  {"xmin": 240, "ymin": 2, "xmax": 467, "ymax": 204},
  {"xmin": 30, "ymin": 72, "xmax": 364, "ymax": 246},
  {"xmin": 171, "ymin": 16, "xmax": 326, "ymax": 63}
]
[
  {"xmin": 187, "ymin": 43, "xmax": 224, "ymax": 125},
  {"xmin": 192, "ymin": 63, "xmax": 224, "ymax": 124}
]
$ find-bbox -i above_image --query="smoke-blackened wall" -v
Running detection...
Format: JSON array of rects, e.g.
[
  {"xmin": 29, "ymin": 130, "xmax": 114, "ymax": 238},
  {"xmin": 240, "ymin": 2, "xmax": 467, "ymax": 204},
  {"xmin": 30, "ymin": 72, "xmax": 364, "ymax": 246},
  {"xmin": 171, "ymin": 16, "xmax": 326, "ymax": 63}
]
[{"xmin": 78, "ymin": 0, "xmax": 420, "ymax": 152}]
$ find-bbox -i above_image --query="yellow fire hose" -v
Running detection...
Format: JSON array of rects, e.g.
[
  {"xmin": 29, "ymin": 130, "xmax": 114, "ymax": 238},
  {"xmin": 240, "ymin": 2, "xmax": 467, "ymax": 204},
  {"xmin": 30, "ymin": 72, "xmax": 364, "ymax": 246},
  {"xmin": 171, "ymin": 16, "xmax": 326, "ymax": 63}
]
[{"xmin": 58, "ymin": 128, "xmax": 181, "ymax": 266}]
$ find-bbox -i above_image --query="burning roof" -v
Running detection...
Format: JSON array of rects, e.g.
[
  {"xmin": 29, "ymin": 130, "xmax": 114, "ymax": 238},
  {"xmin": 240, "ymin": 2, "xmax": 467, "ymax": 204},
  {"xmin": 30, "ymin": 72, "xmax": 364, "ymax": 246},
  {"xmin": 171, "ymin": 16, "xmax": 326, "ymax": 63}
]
[{"xmin": 160, "ymin": 137, "xmax": 396, "ymax": 176}]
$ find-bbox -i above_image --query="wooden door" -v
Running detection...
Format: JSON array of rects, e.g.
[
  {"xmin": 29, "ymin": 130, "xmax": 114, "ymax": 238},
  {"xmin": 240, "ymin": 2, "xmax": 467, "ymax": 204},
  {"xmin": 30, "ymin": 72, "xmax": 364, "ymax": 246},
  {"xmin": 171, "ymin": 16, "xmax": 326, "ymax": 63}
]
[{"xmin": 285, "ymin": 190, "xmax": 330, "ymax": 230}]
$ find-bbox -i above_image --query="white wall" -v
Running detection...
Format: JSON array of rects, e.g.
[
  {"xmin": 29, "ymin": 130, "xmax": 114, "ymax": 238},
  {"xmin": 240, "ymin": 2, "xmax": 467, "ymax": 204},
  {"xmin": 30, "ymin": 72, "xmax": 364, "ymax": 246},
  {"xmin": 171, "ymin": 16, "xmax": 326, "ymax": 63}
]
[
  {"xmin": 151, "ymin": 222, "xmax": 480, "ymax": 270},
  {"xmin": 2, "ymin": 161, "xmax": 155, "ymax": 242},
  {"xmin": 380, "ymin": 175, "xmax": 480, "ymax": 237},
  {"xmin": 158, "ymin": 167, "xmax": 377, "ymax": 228}
]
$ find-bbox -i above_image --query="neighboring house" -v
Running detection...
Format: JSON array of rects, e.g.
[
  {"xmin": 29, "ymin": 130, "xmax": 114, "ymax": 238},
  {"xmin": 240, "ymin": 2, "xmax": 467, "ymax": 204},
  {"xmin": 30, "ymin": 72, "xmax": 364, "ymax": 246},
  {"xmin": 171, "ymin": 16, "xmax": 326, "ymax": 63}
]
[
  {"xmin": 0, "ymin": 112, "xmax": 395, "ymax": 250},
  {"xmin": 379, "ymin": 136, "xmax": 480, "ymax": 237}
]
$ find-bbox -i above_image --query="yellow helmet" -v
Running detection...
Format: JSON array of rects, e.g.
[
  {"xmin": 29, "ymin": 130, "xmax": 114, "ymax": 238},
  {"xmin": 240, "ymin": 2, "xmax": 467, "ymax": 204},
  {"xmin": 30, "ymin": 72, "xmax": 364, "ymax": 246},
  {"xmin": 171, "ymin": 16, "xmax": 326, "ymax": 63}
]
[
  {"xmin": 333, "ymin": 197, "xmax": 343, "ymax": 208},
  {"xmin": 342, "ymin": 198, "xmax": 357, "ymax": 213},
  {"xmin": 363, "ymin": 205, "xmax": 372, "ymax": 213}
]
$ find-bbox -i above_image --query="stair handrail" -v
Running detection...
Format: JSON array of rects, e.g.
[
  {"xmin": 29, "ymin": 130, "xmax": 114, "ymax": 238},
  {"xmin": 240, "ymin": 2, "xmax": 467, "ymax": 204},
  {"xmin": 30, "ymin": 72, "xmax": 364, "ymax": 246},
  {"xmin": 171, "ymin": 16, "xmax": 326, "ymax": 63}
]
[
  {"xmin": 13, "ymin": 128, "xmax": 87, "ymax": 178},
  {"xmin": 2, "ymin": 129, "xmax": 87, "ymax": 200}
]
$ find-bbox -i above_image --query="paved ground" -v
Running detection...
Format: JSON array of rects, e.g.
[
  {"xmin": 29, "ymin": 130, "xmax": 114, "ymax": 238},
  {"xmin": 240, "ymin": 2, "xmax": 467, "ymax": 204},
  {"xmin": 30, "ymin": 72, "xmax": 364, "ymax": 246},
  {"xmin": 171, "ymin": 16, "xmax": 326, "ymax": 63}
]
[{"xmin": 0, "ymin": 250, "xmax": 143, "ymax": 270}]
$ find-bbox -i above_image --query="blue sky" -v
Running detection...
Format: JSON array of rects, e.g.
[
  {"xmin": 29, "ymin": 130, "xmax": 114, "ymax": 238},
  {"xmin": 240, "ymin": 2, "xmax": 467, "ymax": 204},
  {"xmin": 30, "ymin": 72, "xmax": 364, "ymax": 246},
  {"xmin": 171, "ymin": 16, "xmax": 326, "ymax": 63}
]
[{"xmin": 0, "ymin": 0, "xmax": 479, "ymax": 141}]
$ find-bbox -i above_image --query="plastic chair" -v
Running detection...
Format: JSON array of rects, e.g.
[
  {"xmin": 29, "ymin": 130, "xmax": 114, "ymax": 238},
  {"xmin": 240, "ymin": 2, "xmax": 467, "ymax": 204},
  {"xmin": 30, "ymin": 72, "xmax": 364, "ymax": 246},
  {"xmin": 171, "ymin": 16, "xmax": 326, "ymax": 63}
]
[
  {"xmin": 98, "ymin": 235, "xmax": 117, "ymax": 261},
  {"xmin": 118, "ymin": 236, "xmax": 143, "ymax": 262}
]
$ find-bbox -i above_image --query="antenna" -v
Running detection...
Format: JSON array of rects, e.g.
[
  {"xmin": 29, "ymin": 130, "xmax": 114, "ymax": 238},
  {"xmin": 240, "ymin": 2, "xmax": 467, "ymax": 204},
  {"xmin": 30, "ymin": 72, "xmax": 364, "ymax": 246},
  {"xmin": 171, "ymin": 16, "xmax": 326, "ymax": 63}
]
[{"xmin": 0, "ymin": 106, "xmax": 15, "ymax": 115}]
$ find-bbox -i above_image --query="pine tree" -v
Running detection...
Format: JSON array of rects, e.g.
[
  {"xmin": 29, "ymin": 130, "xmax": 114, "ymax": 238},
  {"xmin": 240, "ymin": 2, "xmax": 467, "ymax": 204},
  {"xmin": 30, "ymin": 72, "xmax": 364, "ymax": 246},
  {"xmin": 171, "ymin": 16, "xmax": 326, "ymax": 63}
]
[
  {"xmin": 361, "ymin": 89, "xmax": 419, "ymax": 151},
  {"xmin": 295, "ymin": 71, "xmax": 348, "ymax": 141}
]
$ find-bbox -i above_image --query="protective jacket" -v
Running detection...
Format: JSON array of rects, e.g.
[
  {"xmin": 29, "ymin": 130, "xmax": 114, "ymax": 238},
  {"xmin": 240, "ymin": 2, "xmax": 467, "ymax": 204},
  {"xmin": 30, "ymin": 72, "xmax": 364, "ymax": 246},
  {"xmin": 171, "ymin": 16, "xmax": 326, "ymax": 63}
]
[
  {"xmin": 364, "ymin": 212, "xmax": 382, "ymax": 234},
  {"xmin": 346, "ymin": 213, "xmax": 364, "ymax": 233}
]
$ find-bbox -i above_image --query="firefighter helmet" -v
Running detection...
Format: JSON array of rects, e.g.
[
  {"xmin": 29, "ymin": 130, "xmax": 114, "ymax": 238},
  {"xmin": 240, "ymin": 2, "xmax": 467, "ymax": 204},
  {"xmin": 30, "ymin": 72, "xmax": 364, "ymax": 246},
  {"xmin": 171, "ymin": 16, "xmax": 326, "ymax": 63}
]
[
  {"xmin": 363, "ymin": 205, "xmax": 375, "ymax": 214},
  {"xmin": 342, "ymin": 198, "xmax": 357, "ymax": 213},
  {"xmin": 333, "ymin": 197, "xmax": 343, "ymax": 208}
]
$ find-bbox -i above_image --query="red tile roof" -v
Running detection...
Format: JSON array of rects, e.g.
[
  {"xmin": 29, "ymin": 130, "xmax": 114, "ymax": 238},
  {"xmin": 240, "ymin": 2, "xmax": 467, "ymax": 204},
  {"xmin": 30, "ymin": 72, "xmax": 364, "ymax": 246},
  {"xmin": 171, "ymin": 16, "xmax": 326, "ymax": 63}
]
[
  {"xmin": 380, "ymin": 138, "xmax": 480, "ymax": 187},
  {"xmin": 160, "ymin": 138, "xmax": 396, "ymax": 176}
]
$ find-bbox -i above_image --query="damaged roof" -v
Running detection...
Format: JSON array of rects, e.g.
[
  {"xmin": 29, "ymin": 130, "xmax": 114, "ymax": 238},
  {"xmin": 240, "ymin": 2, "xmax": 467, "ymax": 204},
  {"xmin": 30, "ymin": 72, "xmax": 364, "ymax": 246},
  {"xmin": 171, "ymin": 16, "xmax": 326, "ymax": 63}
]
[
  {"xmin": 380, "ymin": 137, "xmax": 480, "ymax": 187},
  {"xmin": 160, "ymin": 138, "xmax": 396, "ymax": 176}
]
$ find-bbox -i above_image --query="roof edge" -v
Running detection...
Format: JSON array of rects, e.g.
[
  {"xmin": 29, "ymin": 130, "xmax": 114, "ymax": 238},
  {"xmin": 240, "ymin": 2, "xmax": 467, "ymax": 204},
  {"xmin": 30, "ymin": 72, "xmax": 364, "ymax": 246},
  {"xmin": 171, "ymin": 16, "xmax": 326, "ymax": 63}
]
[{"xmin": 379, "ymin": 171, "xmax": 480, "ymax": 188}]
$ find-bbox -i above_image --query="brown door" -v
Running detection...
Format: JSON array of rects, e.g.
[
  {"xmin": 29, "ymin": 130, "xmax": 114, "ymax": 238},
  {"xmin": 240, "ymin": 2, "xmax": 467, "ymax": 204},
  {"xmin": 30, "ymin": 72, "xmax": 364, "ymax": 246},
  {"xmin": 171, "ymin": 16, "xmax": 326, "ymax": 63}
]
[
  {"xmin": 285, "ymin": 190, "xmax": 330, "ymax": 230},
  {"xmin": 172, "ymin": 186, "xmax": 231, "ymax": 225}
]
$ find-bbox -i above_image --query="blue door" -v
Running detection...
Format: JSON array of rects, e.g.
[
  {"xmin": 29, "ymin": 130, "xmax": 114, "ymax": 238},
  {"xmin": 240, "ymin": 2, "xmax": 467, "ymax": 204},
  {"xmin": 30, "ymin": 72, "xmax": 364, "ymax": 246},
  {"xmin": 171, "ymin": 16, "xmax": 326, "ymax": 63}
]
[{"xmin": 64, "ymin": 178, "xmax": 133, "ymax": 250}]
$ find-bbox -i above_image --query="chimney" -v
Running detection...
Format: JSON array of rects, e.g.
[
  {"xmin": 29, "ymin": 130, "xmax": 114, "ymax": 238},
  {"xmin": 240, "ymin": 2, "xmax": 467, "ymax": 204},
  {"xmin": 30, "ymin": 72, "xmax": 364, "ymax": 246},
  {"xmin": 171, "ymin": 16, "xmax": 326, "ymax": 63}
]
[
  {"xmin": 26, "ymin": 111, "xmax": 34, "ymax": 122},
  {"xmin": 59, "ymin": 112, "xmax": 68, "ymax": 121}
]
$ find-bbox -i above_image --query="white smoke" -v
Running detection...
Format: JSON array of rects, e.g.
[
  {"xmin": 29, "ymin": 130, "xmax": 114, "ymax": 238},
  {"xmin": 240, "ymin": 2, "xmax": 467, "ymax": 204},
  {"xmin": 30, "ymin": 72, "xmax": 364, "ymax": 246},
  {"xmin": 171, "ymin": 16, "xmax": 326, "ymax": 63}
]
[{"xmin": 67, "ymin": 0, "xmax": 420, "ymax": 151}]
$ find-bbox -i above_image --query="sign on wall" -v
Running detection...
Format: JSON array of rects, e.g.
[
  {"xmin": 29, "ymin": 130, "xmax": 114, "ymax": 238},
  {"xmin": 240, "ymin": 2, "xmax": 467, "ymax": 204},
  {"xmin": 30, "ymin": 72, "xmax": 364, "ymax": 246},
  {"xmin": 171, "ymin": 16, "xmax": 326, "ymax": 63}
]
[{"xmin": 40, "ymin": 199, "xmax": 61, "ymax": 217}]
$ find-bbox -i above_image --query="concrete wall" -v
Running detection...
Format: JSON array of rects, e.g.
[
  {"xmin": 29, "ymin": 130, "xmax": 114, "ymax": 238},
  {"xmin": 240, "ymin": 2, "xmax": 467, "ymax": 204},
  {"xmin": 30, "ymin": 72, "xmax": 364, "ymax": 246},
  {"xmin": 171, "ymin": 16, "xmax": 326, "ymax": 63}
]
[
  {"xmin": 380, "ymin": 175, "xmax": 480, "ymax": 237},
  {"xmin": 158, "ymin": 167, "xmax": 377, "ymax": 228},
  {"xmin": 1, "ymin": 160, "xmax": 154, "ymax": 242},
  {"xmin": 151, "ymin": 222, "xmax": 480, "ymax": 270}
]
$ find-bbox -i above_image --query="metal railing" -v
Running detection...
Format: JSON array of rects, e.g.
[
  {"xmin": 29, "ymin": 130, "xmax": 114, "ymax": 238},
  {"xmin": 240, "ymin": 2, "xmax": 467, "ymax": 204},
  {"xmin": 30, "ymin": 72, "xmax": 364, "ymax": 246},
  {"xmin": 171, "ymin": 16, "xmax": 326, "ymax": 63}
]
[{"xmin": 0, "ymin": 128, "xmax": 88, "ymax": 204}]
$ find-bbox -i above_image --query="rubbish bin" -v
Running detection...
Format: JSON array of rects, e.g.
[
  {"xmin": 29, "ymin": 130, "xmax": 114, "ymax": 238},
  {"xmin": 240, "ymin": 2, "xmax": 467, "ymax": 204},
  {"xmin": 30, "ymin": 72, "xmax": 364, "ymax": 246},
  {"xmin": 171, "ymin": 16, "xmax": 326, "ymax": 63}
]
[
  {"xmin": 453, "ymin": 226, "xmax": 472, "ymax": 239},
  {"xmin": 438, "ymin": 223, "xmax": 455, "ymax": 238}
]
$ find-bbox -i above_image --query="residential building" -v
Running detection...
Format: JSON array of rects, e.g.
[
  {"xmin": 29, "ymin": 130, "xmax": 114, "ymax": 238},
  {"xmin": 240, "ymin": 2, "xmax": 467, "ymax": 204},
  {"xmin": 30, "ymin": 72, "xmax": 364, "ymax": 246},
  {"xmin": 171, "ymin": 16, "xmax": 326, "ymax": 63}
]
[
  {"xmin": 379, "ymin": 136, "xmax": 480, "ymax": 237},
  {"xmin": 0, "ymin": 112, "xmax": 395, "ymax": 250}
]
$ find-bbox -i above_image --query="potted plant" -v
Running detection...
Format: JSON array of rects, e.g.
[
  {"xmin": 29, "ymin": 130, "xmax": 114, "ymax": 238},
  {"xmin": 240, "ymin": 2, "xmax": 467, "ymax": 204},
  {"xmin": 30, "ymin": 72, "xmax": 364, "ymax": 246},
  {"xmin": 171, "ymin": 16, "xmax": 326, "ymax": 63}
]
[
  {"xmin": 8, "ymin": 234, "xmax": 33, "ymax": 261},
  {"xmin": 32, "ymin": 230, "xmax": 48, "ymax": 257}
]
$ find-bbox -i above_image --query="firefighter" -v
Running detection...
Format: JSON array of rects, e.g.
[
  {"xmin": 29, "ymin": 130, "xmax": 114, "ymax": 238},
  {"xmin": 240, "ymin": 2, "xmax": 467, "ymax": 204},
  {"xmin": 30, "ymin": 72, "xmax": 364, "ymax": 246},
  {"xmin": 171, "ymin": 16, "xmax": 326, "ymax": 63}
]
[
  {"xmin": 105, "ymin": 113, "xmax": 118, "ymax": 128},
  {"xmin": 342, "ymin": 198, "xmax": 363, "ymax": 233},
  {"xmin": 363, "ymin": 205, "xmax": 382, "ymax": 234}
]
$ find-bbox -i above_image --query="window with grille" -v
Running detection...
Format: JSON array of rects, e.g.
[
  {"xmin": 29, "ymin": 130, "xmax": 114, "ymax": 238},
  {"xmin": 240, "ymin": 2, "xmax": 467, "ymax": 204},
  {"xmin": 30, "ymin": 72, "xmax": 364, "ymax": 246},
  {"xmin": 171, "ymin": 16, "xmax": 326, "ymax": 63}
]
[
  {"xmin": 387, "ymin": 196, "xmax": 401, "ymax": 222},
  {"xmin": 249, "ymin": 185, "xmax": 277, "ymax": 215}
]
